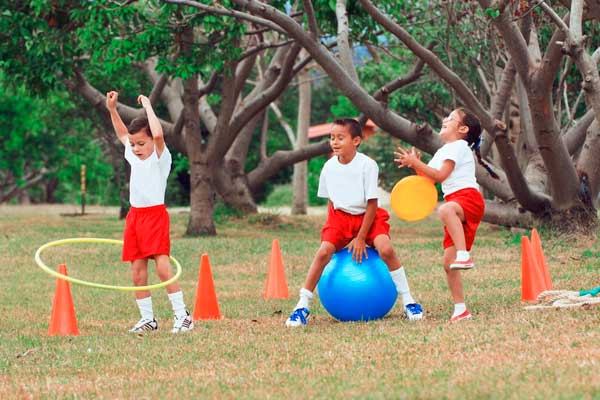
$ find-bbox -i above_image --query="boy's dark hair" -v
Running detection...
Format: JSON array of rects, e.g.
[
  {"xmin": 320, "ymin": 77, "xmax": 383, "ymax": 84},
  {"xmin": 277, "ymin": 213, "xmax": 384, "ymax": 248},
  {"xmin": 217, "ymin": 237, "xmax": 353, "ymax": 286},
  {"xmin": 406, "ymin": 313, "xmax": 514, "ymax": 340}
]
[
  {"xmin": 128, "ymin": 117, "xmax": 152, "ymax": 138},
  {"xmin": 457, "ymin": 108, "xmax": 499, "ymax": 179},
  {"xmin": 333, "ymin": 118, "xmax": 363, "ymax": 139}
]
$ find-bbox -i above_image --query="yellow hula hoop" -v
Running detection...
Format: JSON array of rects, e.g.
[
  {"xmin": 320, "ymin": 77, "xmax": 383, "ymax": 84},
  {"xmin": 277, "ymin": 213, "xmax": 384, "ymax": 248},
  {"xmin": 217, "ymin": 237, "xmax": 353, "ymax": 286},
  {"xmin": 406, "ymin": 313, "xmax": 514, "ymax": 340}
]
[{"xmin": 34, "ymin": 238, "xmax": 182, "ymax": 291}]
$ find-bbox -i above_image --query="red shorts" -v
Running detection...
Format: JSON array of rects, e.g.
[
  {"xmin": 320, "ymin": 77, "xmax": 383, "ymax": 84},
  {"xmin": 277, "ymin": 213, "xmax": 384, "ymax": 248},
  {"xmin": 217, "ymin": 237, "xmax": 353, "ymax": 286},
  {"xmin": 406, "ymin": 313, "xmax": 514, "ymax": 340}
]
[
  {"xmin": 321, "ymin": 204, "xmax": 390, "ymax": 250},
  {"xmin": 122, "ymin": 204, "xmax": 171, "ymax": 262},
  {"xmin": 443, "ymin": 188, "xmax": 485, "ymax": 250}
]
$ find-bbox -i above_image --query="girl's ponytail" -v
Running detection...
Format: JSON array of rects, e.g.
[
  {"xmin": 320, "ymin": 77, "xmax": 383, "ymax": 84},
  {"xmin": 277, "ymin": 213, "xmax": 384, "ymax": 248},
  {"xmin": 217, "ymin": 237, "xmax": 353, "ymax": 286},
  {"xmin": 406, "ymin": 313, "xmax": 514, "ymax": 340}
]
[{"xmin": 460, "ymin": 109, "xmax": 500, "ymax": 180}]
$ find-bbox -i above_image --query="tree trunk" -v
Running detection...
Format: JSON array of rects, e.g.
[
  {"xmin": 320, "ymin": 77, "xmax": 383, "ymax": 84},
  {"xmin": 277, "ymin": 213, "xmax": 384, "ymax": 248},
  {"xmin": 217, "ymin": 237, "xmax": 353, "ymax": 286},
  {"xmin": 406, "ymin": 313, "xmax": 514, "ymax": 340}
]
[
  {"xmin": 182, "ymin": 71, "xmax": 217, "ymax": 236},
  {"xmin": 215, "ymin": 161, "xmax": 257, "ymax": 213},
  {"xmin": 292, "ymin": 64, "xmax": 311, "ymax": 215},
  {"xmin": 18, "ymin": 190, "xmax": 31, "ymax": 205},
  {"xmin": 215, "ymin": 113, "xmax": 261, "ymax": 213},
  {"xmin": 187, "ymin": 157, "xmax": 217, "ymax": 236},
  {"xmin": 45, "ymin": 178, "xmax": 59, "ymax": 203}
]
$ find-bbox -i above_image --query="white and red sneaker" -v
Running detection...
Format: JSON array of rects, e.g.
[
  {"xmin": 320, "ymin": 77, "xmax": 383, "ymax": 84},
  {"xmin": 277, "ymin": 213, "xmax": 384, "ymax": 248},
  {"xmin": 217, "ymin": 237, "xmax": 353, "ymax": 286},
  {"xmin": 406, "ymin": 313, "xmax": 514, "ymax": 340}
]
[
  {"xmin": 450, "ymin": 309, "xmax": 472, "ymax": 322},
  {"xmin": 449, "ymin": 258, "xmax": 474, "ymax": 270}
]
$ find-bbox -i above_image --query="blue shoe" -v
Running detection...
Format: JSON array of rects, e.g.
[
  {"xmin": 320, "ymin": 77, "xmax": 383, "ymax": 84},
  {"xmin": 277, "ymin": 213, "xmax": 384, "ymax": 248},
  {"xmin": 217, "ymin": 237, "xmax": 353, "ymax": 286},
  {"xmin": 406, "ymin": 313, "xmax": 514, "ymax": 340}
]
[
  {"xmin": 404, "ymin": 303, "xmax": 424, "ymax": 320},
  {"xmin": 285, "ymin": 307, "xmax": 310, "ymax": 327}
]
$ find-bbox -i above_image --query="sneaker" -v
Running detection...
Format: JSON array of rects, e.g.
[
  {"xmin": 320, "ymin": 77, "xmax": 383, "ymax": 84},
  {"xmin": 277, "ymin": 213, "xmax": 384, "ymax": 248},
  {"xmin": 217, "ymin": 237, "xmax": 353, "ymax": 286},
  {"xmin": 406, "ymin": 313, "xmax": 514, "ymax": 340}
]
[
  {"xmin": 449, "ymin": 258, "xmax": 475, "ymax": 270},
  {"xmin": 450, "ymin": 309, "xmax": 472, "ymax": 322},
  {"xmin": 171, "ymin": 311, "xmax": 194, "ymax": 333},
  {"xmin": 285, "ymin": 307, "xmax": 310, "ymax": 327},
  {"xmin": 129, "ymin": 318, "xmax": 158, "ymax": 333},
  {"xmin": 404, "ymin": 303, "xmax": 424, "ymax": 320}
]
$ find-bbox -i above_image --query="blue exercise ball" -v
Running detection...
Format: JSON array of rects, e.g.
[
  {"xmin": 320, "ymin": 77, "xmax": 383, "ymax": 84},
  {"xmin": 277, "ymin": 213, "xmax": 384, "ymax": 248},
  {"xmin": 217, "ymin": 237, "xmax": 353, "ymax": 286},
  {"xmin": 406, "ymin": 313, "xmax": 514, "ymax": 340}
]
[{"xmin": 317, "ymin": 247, "xmax": 398, "ymax": 322}]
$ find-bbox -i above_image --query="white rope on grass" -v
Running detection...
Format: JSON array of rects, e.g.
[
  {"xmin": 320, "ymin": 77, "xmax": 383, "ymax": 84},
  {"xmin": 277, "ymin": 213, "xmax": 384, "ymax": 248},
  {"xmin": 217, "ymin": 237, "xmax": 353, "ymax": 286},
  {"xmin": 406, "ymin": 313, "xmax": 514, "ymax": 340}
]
[{"xmin": 524, "ymin": 289, "xmax": 600, "ymax": 310}]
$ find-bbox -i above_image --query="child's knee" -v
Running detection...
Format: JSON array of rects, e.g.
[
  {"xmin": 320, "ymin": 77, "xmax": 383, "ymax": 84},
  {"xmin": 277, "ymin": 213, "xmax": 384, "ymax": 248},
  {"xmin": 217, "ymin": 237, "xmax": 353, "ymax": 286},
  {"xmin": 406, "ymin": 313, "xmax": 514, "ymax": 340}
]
[
  {"xmin": 437, "ymin": 204, "xmax": 452, "ymax": 220},
  {"xmin": 377, "ymin": 244, "xmax": 396, "ymax": 261},
  {"xmin": 315, "ymin": 246, "xmax": 334, "ymax": 263}
]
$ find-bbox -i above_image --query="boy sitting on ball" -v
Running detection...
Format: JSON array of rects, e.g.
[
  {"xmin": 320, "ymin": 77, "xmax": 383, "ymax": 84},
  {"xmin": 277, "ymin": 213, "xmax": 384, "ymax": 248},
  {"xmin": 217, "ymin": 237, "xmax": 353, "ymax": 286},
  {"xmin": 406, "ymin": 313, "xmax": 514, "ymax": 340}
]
[{"xmin": 285, "ymin": 118, "xmax": 423, "ymax": 327}]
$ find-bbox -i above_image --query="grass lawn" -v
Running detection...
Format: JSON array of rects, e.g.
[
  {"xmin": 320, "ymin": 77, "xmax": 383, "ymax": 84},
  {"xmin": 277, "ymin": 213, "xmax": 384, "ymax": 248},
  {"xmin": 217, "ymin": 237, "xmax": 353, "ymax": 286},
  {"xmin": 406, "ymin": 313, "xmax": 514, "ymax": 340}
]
[{"xmin": 1, "ymin": 205, "xmax": 599, "ymax": 399}]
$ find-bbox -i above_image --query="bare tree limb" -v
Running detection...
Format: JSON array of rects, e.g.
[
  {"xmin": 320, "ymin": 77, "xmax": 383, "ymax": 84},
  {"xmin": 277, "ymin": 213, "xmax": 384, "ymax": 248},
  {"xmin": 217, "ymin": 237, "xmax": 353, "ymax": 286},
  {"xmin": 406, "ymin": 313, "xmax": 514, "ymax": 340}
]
[
  {"xmin": 482, "ymin": 200, "xmax": 534, "ymax": 228},
  {"xmin": 360, "ymin": 0, "xmax": 491, "ymax": 125},
  {"xmin": 248, "ymin": 140, "xmax": 331, "ymax": 191},
  {"xmin": 302, "ymin": 0, "xmax": 319, "ymax": 39},
  {"xmin": 0, "ymin": 168, "xmax": 49, "ymax": 203},
  {"xmin": 238, "ymin": 39, "xmax": 295, "ymax": 64},
  {"xmin": 162, "ymin": 0, "xmax": 288, "ymax": 35},
  {"xmin": 336, "ymin": 0, "xmax": 359, "ymax": 83},
  {"xmin": 358, "ymin": 44, "xmax": 432, "ymax": 125},
  {"xmin": 563, "ymin": 108, "xmax": 595, "ymax": 154},
  {"xmin": 198, "ymin": 71, "xmax": 219, "ymax": 98},
  {"xmin": 477, "ymin": 0, "xmax": 534, "ymax": 84},
  {"xmin": 269, "ymin": 102, "xmax": 296, "ymax": 145},
  {"xmin": 148, "ymin": 74, "xmax": 169, "ymax": 105},
  {"xmin": 227, "ymin": 44, "xmax": 302, "ymax": 146},
  {"xmin": 481, "ymin": 61, "xmax": 516, "ymax": 157}
]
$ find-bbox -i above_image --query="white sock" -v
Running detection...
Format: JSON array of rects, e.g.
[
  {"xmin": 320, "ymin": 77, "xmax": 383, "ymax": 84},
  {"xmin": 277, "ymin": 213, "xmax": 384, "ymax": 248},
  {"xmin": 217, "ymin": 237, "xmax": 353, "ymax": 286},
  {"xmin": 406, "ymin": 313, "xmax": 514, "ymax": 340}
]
[
  {"xmin": 294, "ymin": 288, "xmax": 313, "ymax": 310},
  {"xmin": 390, "ymin": 267, "xmax": 415, "ymax": 306},
  {"xmin": 453, "ymin": 303, "xmax": 467, "ymax": 318},
  {"xmin": 168, "ymin": 291, "xmax": 188, "ymax": 318},
  {"xmin": 456, "ymin": 250, "xmax": 470, "ymax": 262},
  {"xmin": 136, "ymin": 296, "xmax": 154, "ymax": 320}
]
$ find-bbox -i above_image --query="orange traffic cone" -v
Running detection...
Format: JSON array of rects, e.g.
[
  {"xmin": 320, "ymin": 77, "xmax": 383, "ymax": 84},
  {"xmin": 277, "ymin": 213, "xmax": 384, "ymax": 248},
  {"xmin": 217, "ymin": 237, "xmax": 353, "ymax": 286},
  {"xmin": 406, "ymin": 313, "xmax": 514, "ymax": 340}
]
[
  {"xmin": 521, "ymin": 236, "xmax": 547, "ymax": 302},
  {"xmin": 192, "ymin": 254, "xmax": 222, "ymax": 320},
  {"xmin": 263, "ymin": 239, "xmax": 289, "ymax": 299},
  {"xmin": 48, "ymin": 264, "xmax": 80, "ymax": 336},
  {"xmin": 530, "ymin": 228, "xmax": 553, "ymax": 290}
]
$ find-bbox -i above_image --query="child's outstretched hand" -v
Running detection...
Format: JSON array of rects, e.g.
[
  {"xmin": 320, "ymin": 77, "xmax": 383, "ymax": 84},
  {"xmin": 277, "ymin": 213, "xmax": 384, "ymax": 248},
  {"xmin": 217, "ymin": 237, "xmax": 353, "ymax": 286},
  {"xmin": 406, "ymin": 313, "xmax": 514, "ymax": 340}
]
[
  {"xmin": 106, "ymin": 91, "xmax": 118, "ymax": 111},
  {"xmin": 346, "ymin": 237, "xmax": 368, "ymax": 264},
  {"xmin": 137, "ymin": 94, "xmax": 151, "ymax": 108},
  {"xmin": 393, "ymin": 146, "xmax": 421, "ymax": 169}
]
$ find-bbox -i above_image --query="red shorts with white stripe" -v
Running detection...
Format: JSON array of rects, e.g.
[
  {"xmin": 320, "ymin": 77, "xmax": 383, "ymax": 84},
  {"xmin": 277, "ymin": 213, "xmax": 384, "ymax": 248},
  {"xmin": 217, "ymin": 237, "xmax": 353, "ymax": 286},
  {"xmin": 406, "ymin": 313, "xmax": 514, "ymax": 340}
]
[
  {"xmin": 442, "ymin": 188, "xmax": 485, "ymax": 251},
  {"xmin": 321, "ymin": 203, "xmax": 390, "ymax": 251},
  {"xmin": 122, "ymin": 204, "xmax": 170, "ymax": 262}
]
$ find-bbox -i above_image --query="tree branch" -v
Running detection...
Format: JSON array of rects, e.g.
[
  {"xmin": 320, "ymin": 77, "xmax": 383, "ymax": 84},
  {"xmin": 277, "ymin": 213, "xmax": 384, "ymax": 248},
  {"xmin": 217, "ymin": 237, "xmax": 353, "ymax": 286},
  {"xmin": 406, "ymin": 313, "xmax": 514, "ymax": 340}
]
[
  {"xmin": 360, "ymin": 0, "xmax": 491, "ymax": 126},
  {"xmin": 481, "ymin": 61, "xmax": 516, "ymax": 157},
  {"xmin": 198, "ymin": 71, "xmax": 219, "ymax": 98},
  {"xmin": 148, "ymin": 74, "xmax": 169, "ymax": 105},
  {"xmin": 563, "ymin": 109, "xmax": 595, "ymax": 154},
  {"xmin": 228, "ymin": 44, "xmax": 302, "ymax": 144},
  {"xmin": 336, "ymin": 0, "xmax": 359, "ymax": 83},
  {"xmin": 358, "ymin": 44, "xmax": 432, "ymax": 125},
  {"xmin": 269, "ymin": 102, "xmax": 296, "ymax": 145},
  {"xmin": 248, "ymin": 140, "xmax": 331, "ymax": 191},
  {"xmin": 163, "ymin": 0, "xmax": 288, "ymax": 35},
  {"xmin": 302, "ymin": 0, "xmax": 319, "ymax": 39},
  {"xmin": 476, "ymin": 0, "xmax": 534, "ymax": 85}
]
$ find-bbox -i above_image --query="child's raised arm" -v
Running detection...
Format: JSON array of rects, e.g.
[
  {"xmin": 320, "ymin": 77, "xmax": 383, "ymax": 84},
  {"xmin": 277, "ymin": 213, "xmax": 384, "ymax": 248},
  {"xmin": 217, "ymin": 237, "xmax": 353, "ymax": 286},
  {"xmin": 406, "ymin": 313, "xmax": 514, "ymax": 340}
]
[
  {"xmin": 137, "ymin": 95, "xmax": 165, "ymax": 157},
  {"xmin": 394, "ymin": 146, "xmax": 452, "ymax": 183},
  {"xmin": 106, "ymin": 91, "xmax": 128, "ymax": 145}
]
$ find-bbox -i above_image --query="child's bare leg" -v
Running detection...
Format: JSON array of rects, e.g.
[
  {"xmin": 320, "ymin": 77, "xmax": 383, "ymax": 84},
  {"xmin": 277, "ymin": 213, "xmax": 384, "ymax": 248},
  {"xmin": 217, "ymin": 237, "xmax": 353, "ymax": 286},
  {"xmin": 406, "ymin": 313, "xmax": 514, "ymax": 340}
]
[
  {"xmin": 372, "ymin": 234, "xmax": 401, "ymax": 271},
  {"xmin": 131, "ymin": 259, "xmax": 150, "ymax": 299},
  {"xmin": 439, "ymin": 202, "xmax": 473, "ymax": 269},
  {"xmin": 130, "ymin": 259, "xmax": 157, "ymax": 329},
  {"xmin": 438, "ymin": 202, "xmax": 466, "ymax": 250},
  {"xmin": 301, "ymin": 242, "xmax": 336, "ymax": 291},
  {"xmin": 373, "ymin": 235, "xmax": 422, "ymax": 319},
  {"xmin": 155, "ymin": 254, "xmax": 181, "ymax": 294},
  {"xmin": 444, "ymin": 246, "xmax": 471, "ymax": 320},
  {"xmin": 286, "ymin": 242, "xmax": 335, "ymax": 327},
  {"xmin": 155, "ymin": 254, "xmax": 190, "ymax": 324},
  {"xmin": 443, "ymin": 247, "xmax": 464, "ymax": 302}
]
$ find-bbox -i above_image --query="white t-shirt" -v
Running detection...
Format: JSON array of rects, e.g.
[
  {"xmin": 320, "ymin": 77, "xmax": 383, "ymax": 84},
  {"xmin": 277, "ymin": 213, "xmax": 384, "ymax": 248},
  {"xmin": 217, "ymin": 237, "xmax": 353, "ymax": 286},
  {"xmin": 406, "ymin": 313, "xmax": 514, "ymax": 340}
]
[
  {"xmin": 124, "ymin": 144, "xmax": 172, "ymax": 207},
  {"xmin": 428, "ymin": 139, "xmax": 478, "ymax": 196},
  {"xmin": 318, "ymin": 152, "xmax": 379, "ymax": 215}
]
